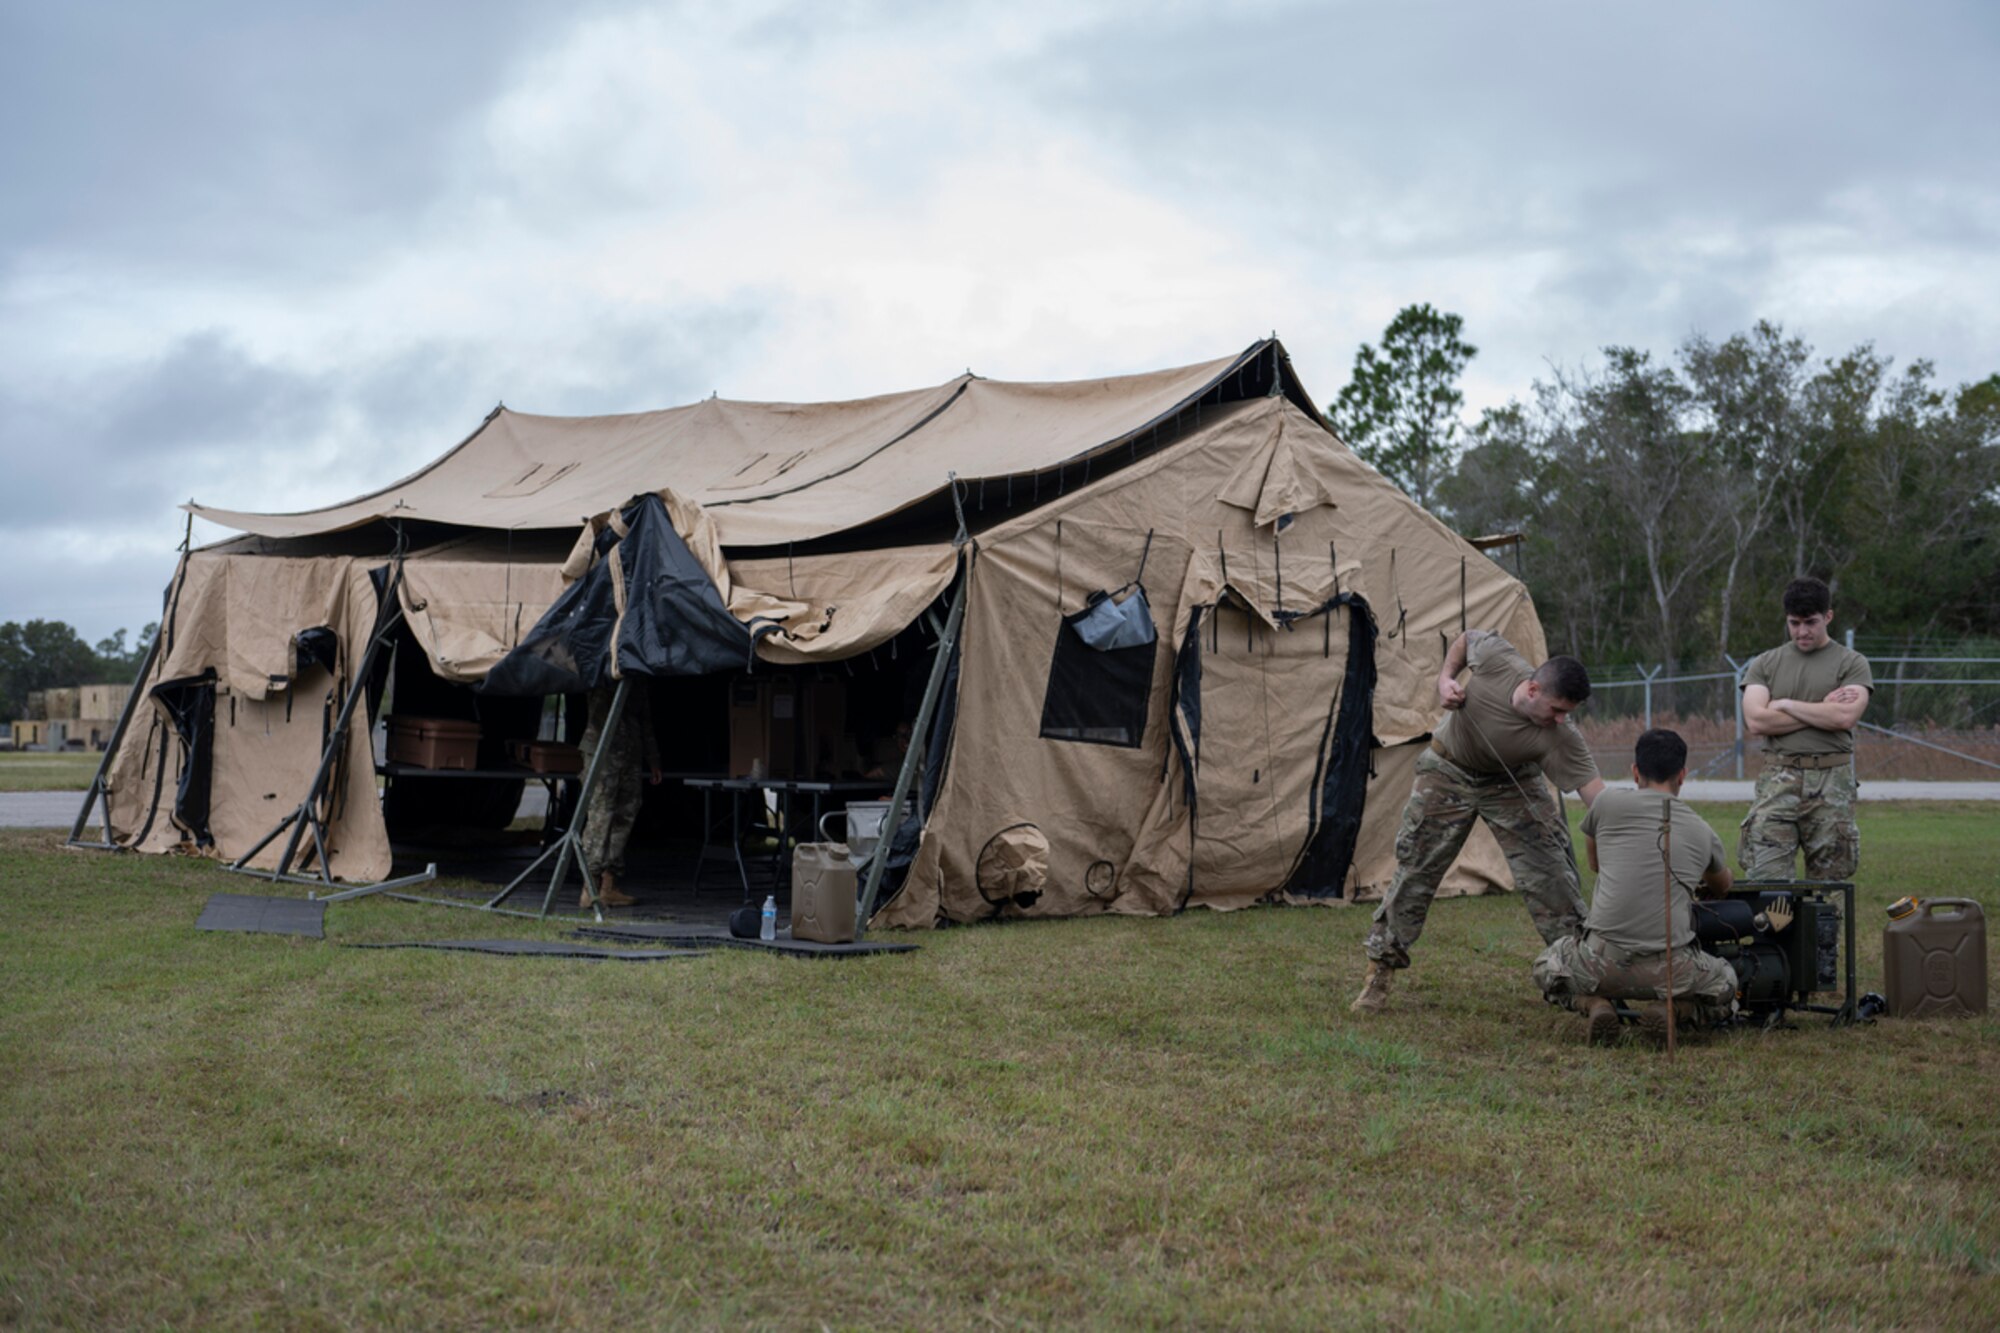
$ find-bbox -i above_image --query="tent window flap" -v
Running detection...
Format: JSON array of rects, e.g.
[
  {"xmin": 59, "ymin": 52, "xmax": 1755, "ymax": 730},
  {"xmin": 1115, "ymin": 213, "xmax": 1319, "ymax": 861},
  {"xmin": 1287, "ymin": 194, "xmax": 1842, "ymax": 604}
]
[{"xmin": 1039, "ymin": 587, "xmax": 1156, "ymax": 748}]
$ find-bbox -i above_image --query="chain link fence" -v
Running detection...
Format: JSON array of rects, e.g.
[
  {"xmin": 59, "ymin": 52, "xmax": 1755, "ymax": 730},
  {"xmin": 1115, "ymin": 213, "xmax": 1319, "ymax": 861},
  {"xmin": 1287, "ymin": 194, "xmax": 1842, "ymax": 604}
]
[{"xmin": 1578, "ymin": 634, "xmax": 2000, "ymax": 781}]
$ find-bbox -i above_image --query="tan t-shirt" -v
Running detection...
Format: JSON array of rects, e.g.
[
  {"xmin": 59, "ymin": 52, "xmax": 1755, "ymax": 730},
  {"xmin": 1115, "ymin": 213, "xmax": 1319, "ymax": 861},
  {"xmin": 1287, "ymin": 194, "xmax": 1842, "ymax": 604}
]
[
  {"xmin": 1581, "ymin": 787, "xmax": 1726, "ymax": 953},
  {"xmin": 1431, "ymin": 631, "xmax": 1599, "ymax": 791},
  {"xmin": 1743, "ymin": 642, "xmax": 1873, "ymax": 756}
]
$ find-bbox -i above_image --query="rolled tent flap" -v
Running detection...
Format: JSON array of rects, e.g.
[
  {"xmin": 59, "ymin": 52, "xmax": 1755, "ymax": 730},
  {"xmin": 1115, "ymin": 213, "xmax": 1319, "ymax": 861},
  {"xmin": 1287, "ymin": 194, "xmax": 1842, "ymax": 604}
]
[
  {"xmin": 730, "ymin": 544, "xmax": 956, "ymax": 665},
  {"xmin": 397, "ymin": 544, "xmax": 568, "ymax": 685}
]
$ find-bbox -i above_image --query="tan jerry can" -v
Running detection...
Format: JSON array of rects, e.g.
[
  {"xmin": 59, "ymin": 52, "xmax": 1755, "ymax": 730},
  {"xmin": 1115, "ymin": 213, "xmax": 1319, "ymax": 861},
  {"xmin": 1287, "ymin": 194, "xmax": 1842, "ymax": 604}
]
[
  {"xmin": 791, "ymin": 842, "xmax": 859, "ymax": 944},
  {"xmin": 1883, "ymin": 897, "xmax": 1987, "ymax": 1018}
]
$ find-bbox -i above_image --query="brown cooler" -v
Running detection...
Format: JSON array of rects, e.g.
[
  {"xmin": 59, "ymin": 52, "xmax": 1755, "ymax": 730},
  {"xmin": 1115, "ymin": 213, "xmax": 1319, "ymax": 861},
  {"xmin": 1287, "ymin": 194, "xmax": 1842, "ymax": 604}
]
[
  {"xmin": 791, "ymin": 842, "xmax": 858, "ymax": 944},
  {"xmin": 386, "ymin": 716, "xmax": 481, "ymax": 770}
]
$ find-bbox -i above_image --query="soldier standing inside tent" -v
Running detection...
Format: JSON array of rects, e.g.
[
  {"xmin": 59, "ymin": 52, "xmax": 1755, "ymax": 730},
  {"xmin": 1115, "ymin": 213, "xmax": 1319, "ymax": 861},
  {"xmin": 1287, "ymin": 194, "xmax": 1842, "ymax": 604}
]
[
  {"xmin": 1738, "ymin": 576, "xmax": 1872, "ymax": 880},
  {"xmin": 1533, "ymin": 728, "xmax": 1737, "ymax": 1044},
  {"xmin": 1352, "ymin": 628, "xmax": 1605, "ymax": 1014},
  {"xmin": 578, "ymin": 679, "xmax": 662, "ymax": 909}
]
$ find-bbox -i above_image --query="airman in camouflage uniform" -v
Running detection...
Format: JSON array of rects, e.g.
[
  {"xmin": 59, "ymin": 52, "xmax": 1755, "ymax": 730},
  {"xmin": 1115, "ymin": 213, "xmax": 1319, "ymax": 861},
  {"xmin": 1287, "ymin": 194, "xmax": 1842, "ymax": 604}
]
[
  {"xmin": 1738, "ymin": 578, "xmax": 1870, "ymax": 881},
  {"xmin": 1534, "ymin": 728, "xmax": 1737, "ymax": 1044},
  {"xmin": 1368, "ymin": 749, "xmax": 1586, "ymax": 965},
  {"xmin": 578, "ymin": 680, "xmax": 661, "ymax": 908},
  {"xmin": 1354, "ymin": 630, "xmax": 1607, "ymax": 1013}
]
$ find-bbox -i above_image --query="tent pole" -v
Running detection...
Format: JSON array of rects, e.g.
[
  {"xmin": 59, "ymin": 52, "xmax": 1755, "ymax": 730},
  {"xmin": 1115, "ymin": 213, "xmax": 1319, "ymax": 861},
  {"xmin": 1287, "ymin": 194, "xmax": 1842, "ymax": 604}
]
[
  {"xmin": 223, "ymin": 557, "xmax": 407, "ymax": 888},
  {"xmin": 856, "ymin": 562, "xmax": 967, "ymax": 934},
  {"xmin": 284, "ymin": 600, "xmax": 403, "ymax": 882},
  {"xmin": 526, "ymin": 675, "xmax": 628, "ymax": 922},
  {"xmin": 66, "ymin": 613, "xmax": 168, "ymax": 849}
]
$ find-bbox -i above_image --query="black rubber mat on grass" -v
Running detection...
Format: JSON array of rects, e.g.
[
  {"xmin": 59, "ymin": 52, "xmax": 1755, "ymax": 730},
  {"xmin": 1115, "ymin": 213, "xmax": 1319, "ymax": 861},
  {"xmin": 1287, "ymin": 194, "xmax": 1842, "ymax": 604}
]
[
  {"xmin": 350, "ymin": 939, "xmax": 700, "ymax": 961},
  {"xmin": 572, "ymin": 923, "xmax": 917, "ymax": 958},
  {"xmin": 196, "ymin": 893, "xmax": 326, "ymax": 939}
]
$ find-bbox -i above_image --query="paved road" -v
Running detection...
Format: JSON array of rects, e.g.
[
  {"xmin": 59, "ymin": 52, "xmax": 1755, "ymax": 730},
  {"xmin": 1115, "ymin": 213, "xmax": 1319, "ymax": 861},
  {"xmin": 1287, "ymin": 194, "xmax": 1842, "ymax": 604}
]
[
  {"xmin": 7, "ymin": 780, "xmax": 1999, "ymax": 831},
  {"xmin": 1, "ymin": 786, "xmax": 556, "ymax": 830},
  {"xmin": 1601, "ymin": 779, "xmax": 2000, "ymax": 802},
  {"xmin": 0, "ymin": 792, "xmax": 97, "ymax": 829}
]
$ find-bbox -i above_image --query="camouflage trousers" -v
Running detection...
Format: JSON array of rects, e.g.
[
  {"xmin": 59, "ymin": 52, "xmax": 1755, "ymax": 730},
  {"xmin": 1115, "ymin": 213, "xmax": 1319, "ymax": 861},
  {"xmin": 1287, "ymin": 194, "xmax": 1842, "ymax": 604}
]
[
  {"xmin": 579, "ymin": 711, "xmax": 646, "ymax": 880},
  {"xmin": 1364, "ymin": 749, "xmax": 1585, "ymax": 969},
  {"xmin": 1738, "ymin": 762, "xmax": 1859, "ymax": 881},
  {"xmin": 1533, "ymin": 932, "xmax": 1738, "ymax": 1021}
]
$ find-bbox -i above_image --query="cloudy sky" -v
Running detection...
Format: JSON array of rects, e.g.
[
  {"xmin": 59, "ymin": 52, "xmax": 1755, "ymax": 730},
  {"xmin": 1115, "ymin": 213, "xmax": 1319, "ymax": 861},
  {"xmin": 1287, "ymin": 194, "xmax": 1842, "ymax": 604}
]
[{"xmin": 4, "ymin": 0, "xmax": 1995, "ymax": 644}]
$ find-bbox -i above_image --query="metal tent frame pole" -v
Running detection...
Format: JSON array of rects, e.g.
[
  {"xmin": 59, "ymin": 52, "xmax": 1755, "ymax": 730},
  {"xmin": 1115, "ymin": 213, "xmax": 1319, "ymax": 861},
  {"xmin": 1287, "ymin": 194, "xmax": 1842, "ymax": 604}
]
[
  {"xmin": 222, "ymin": 553, "xmax": 436, "ymax": 898},
  {"xmin": 426, "ymin": 674, "xmax": 629, "ymax": 922},
  {"xmin": 856, "ymin": 555, "xmax": 968, "ymax": 935},
  {"xmin": 65, "ymin": 619, "xmax": 167, "ymax": 851},
  {"xmin": 68, "ymin": 529, "xmax": 195, "ymax": 852}
]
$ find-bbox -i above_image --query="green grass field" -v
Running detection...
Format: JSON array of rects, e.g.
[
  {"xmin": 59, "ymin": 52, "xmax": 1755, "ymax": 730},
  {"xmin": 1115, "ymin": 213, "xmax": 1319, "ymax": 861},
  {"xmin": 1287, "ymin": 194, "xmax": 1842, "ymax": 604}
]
[
  {"xmin": 0, "ymin": 749, "xmax": 101, "ymax": 792},
  {"xmin": 3, "ymin": 806, "xmax": 1996, "ymax": 1329}
]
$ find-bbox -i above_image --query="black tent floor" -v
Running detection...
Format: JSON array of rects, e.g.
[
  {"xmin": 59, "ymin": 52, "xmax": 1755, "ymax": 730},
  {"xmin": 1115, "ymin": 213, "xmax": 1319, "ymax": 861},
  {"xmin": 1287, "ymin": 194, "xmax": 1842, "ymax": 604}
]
[
  {"xmin": 196, "ymin": 893, "xmax": 327, "ymax": 939},
  {"xmin": 349, "ymin": 939, "xmax": 701, "ymax": 961},
  {"xmin": 572, "ymin": 922, "xmax": 917, "ymax": 958},
  {"xmin": 385, "ymin": 836, "xmax": 784, "ymax": 931}
]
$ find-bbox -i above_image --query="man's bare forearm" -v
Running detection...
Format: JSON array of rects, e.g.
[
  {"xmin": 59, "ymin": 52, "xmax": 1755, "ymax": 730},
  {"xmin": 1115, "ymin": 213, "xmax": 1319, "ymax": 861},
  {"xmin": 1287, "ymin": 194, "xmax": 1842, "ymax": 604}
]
[
  {"xmin": 1778, "ymin": 697, "xmax": 1865, "ymax": 730},
  {"xmin": 1435, "ymin": 631, "xmax": 1474, "ymax": 709},
  {"xmin": 1439, "ymin": 631, "xmax": 1471, "ymax": 685},
  {"xmin": 1743, "ymin": 700, "xmax": 1806, "ymax": 736},
  {"xmin": 1742, "ymin": 685, "xmax": 1806, "ymax": 736}
]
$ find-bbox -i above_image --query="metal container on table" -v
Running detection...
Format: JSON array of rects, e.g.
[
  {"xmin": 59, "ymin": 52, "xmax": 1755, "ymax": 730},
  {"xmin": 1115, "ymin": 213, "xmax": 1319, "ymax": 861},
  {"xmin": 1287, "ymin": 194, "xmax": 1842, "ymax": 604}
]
[{"xmin": 817, "ymin": 799, "xmax": 913, "ymax": 867}]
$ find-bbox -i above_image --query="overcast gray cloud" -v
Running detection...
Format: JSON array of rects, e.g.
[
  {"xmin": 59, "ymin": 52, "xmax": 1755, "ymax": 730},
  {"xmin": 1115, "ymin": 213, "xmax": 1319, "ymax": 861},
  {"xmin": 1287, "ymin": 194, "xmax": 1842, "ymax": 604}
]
[
  {"xmin": 0, "ymin": 0, "xmax": 577, "ymax": 271},
  {"xmin": 2, "ymin": 0, "xmax": 1995, "ymax": 643},
  {"xmin": 1022, "ymin": 0, "xmax": 2000, "ymax": 403}
]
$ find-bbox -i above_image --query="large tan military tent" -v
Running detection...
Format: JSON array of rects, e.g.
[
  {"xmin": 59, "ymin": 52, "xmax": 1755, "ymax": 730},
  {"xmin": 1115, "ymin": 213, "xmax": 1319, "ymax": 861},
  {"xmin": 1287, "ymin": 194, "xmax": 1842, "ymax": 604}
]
[{"xmin": 89, "ymin": 339, "xmax": 1544, "ymax": 924}]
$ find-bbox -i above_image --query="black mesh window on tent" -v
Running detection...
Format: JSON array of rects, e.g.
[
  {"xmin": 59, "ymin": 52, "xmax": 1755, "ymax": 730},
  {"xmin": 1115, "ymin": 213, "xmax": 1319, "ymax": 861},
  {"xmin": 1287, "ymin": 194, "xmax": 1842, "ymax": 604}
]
[{"xmin": 1039, "ymin": 584, "xmax": 1157, "ymax": 748}]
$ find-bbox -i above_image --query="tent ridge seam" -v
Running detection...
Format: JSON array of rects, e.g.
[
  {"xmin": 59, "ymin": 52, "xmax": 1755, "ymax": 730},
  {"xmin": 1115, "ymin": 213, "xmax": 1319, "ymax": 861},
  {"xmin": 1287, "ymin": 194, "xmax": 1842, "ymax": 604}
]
[{"xmin": 702, "ymin": 378, "xmax": 974, "ymax": 510}]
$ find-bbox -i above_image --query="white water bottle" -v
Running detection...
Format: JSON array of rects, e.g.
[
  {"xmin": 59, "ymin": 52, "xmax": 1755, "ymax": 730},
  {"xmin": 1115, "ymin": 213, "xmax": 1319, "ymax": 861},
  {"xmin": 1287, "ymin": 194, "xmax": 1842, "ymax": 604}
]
[{"xmin": 760, "ymin": 894, "xmax": 777, "ymax": 941}]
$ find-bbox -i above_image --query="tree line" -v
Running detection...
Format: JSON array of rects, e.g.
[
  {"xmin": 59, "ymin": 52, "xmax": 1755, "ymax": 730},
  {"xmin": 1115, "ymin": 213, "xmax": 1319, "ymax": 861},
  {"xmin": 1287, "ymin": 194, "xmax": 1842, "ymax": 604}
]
[
  {"xmin": 0, "ymin": 621, "xmax": 156, "ymax": 724},
  {"xmin": 1330, "ymin": 306, "xmax": 2000, "ymax": 666}
]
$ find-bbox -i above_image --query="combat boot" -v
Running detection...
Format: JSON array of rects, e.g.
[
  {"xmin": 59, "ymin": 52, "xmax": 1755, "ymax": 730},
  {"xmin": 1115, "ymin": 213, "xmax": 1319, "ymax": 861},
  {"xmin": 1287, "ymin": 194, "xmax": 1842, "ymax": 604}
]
[
  {"xmin": 1350, "ymin": 961, "xmax": 1395, "ymax": 1015},
  {"xmin": 1635, "ymin": 999, "xmax": 1699, "ymax": 1044},
  {"xmin": 1581, "ymin": 995, "xmax": 1620, "ymax": 1046},
  {"xmin": 580, "ymin": 872, "xmax": 637, "ymax": 910}
]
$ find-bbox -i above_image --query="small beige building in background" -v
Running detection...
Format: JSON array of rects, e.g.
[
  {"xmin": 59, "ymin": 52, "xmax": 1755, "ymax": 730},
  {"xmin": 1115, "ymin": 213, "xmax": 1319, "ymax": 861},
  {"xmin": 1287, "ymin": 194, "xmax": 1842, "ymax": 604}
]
[{"xmin": 8, "ymin": 683, "xmax": 130, "ymax": 750}]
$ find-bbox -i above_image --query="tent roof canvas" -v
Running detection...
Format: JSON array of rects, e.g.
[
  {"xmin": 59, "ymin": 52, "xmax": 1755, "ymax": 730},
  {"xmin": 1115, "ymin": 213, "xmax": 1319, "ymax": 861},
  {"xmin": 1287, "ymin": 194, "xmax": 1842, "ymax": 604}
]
[{"xmin": 188, "ymin": 341, "xmax": 1318, "ymax": 547}]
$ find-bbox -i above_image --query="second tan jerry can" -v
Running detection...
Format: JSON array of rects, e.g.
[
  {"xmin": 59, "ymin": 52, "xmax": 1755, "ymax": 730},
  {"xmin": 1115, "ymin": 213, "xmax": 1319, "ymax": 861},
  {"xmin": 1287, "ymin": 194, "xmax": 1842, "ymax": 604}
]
[
  {"xmin": 791, "ymin": 843, "xmax": 859, "ymax": 944},
  {"xmin": 1883, "ymin": 897, "xmax": 1987, "ymax": 1018}
]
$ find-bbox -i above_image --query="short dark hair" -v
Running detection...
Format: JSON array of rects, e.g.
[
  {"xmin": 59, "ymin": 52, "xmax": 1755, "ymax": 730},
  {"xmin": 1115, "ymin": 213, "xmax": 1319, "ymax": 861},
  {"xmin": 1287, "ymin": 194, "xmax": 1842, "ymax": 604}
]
[
  {"xmin": 1634, "ymin": 728, "xmax": 1688, "ymax": 783},
  {"xmin": 1534, "ymin": 655, "xmax": 1591, "ymax": 704},
  {"xmin": 1783, "ymin": 576, "xmax": 1832, "ymax": 618}
]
